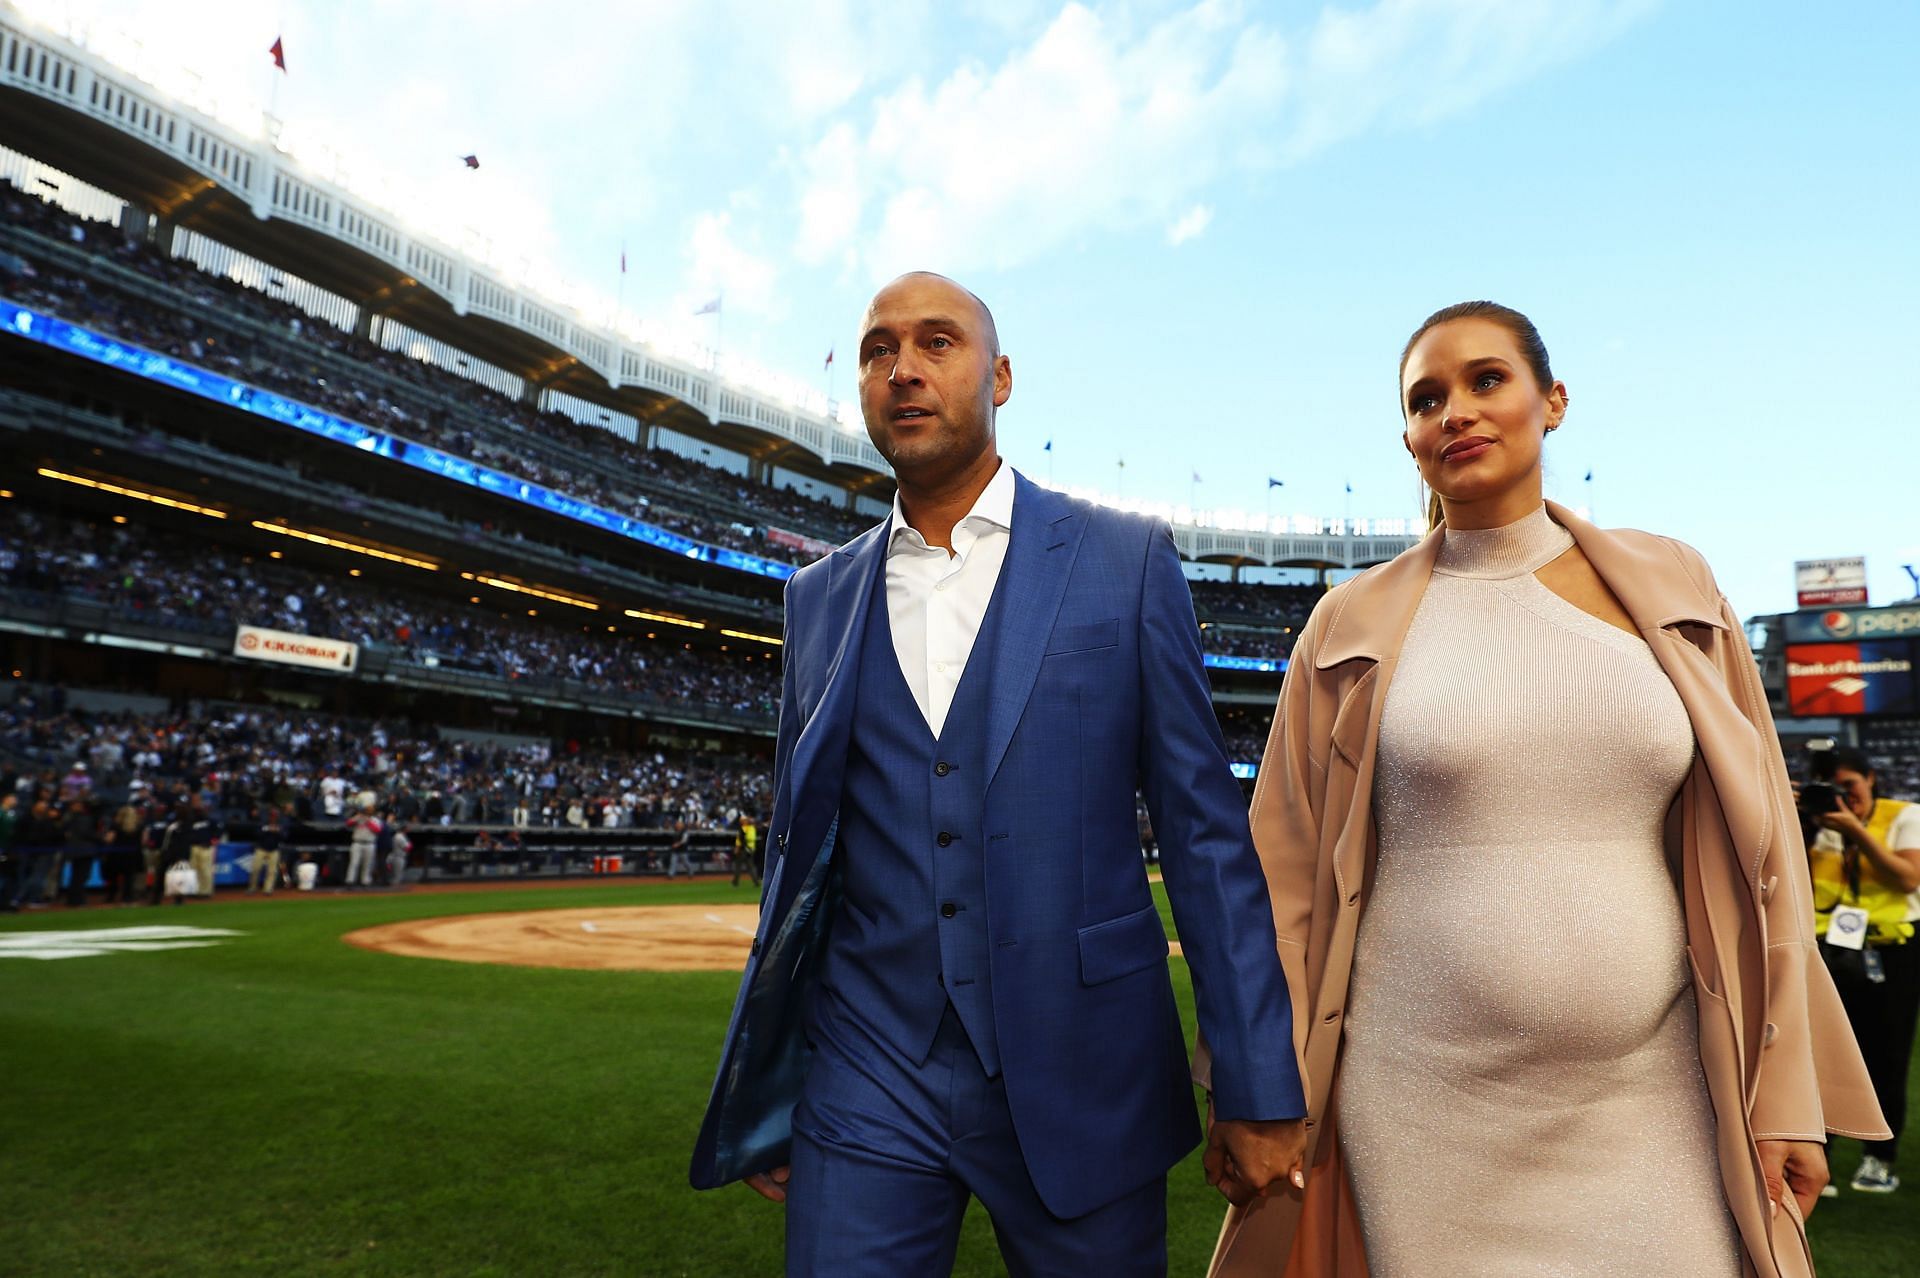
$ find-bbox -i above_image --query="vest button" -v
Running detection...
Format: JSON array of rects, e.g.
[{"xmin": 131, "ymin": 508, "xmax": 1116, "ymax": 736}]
[
  {"xmin": 941, "ymin": 902, "xmax": 957, "ymax": 918},
  {"xmin": 937, "ymin": 831, "xmax": 953, "ymax": 847},
  {"xmin": 934, "ymin": 761, "xmax": 951, "ymax": 777}
]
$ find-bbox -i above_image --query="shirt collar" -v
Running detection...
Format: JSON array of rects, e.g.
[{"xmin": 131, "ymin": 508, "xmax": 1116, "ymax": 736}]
[{"xmin": 888, "ymin": 460, "xmax": 1015, "ymax": 553}]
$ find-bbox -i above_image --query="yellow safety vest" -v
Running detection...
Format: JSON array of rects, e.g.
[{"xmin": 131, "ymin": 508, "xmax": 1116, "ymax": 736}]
[{"xmin": 1811, "ymin": 797, "xmax": 1915, "ymax": 946}]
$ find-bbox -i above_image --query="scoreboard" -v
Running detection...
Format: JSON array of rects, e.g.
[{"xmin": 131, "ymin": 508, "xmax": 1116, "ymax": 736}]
[{"xmin": 1783, "ymin": 604, "xmax": 1920, "ymax": 717}]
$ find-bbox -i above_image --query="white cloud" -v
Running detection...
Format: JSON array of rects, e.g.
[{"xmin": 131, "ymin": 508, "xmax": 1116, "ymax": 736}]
[
  {"xmin": 1280, "ymin": 0, "xmax": 1661, "ymax": 161},
  {"xmin": 794, "ymin": 1, "xmax": 1286, "ymax": 280},
  {"xmin": 1167, "ymin": 203, "xmax": 1213, "ymax": 246},
  {"xmin": 774, "ymin": 0, "xmax": 1656, "ymax": 282},
  {"xmin": 681, "ymin": 209, "xmax": 781, "ymax": 319}
]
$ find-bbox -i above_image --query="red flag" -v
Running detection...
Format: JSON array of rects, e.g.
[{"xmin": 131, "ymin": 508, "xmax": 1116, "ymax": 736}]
[
  {"xmin": 269, "ymin": 37, "xmax": 286, "ymax": 72},
  {"xmin": 620, "ymin": 248, "xmax": 627, "ymax": 274},
  {"xmin": 460, "ymin": 154, "xmax": 480, "ymax": 170},
  {"xmin": 823, "ymin": 347, "xmax": 834, "ymax": 370}
]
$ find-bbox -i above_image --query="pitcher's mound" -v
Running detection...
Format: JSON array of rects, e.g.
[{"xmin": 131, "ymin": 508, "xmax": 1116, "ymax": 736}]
[{"xmin": 343, "ymin": 904, "xmax": 761, "ymax": 972}]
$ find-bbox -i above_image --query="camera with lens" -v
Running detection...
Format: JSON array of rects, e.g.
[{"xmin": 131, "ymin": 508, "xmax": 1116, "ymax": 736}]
[{"xmin": 1797, "ymin": 741, "xmax": 1845, "ymax": 845}]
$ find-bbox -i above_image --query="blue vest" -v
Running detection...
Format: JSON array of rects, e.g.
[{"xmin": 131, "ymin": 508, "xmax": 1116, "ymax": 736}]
[{"xmin": 819, "ymin": 566, "xmax": 1004, "ymax": 1075}]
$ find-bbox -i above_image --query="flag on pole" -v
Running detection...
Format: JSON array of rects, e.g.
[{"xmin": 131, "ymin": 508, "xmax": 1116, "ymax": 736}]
[
  {"xmin": 1584, "ymin": 469, "xmax": 1593, "ymax": 482},
  {"xmin": 1345, "ymin": 481, "xmax": 1353, "ymax": 494},
  {"xmin": 269, "ymin": 37, "xmax": 287, "ymax": 72},
  {"xmin": 1268, "ymin": 477, "xmax": 1284, "ymax": 488},
  {"xmin": 694, "ymin": 296, "xmax": 722, "ymax": 317},
  {"xmin": 1192, "ymin": 471, "xmax": 1203, "ymax": 483},
  {"xmin": 1118, "ymin": 458, "xmax": 1127, "ymax": 469},
  {"xmin": 1042, "ymin": 440, "xmax": 1052, "ymax": 453},
  {"xmin": 460, "ymin": 154, "xmax": 481, "ymax": 170},
  {"xmin": 823, "ymin": 347, "xmax": 834, "ymax": 370},
  {"xmin": 620, "ymin": 248, "xmax": 627, "ymax": 275}
]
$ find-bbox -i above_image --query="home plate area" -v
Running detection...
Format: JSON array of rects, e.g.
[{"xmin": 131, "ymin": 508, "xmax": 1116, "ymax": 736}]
[
  {"xmin": 343, "ymin": 905, "xmax": 1186, "ymax": 972},
  {"xmin": 342, "ymin": 905, "xmax": 763, "ymax": 972}
]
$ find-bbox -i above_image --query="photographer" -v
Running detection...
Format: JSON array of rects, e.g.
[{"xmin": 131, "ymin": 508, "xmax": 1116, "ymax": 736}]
[{"xmin": 1804, "ymin": 747, "xmax": 1920, "ymax": 1194}]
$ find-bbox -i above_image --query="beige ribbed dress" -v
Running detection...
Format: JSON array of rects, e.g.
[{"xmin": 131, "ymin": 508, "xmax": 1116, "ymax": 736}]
[{"xmin": 1336, "ymin": 506, "xmax": 1742, "ymax": 1276}]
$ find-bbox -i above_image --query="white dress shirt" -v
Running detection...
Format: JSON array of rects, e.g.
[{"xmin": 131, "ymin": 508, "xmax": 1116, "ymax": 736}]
[{"xmin": 885, "ymin": 461, "xmax": 1016, "ymax": 737}]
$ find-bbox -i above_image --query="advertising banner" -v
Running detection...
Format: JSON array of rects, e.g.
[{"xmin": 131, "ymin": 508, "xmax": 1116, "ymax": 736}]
[
  {"xmin": 233, "ymin": 624, "xmax": 359, "ymax": 673},
  {"xmin": 1781, "ymin": 603, "xmax": 1920, "ymax": 645},
  {"xmin": 1785, "ymin": 641, "xmax": 1918, "ymax": 717},
  {"xmin": 764, "ymin": 526, "xmax": 837, "ymax": 561},
  {"xmin": 1795, "ymin": 556, "xmax": 1867, "ymax": 607}
]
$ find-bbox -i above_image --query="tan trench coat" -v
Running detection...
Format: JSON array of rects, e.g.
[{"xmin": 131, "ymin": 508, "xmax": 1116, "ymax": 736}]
[{"xmin": 1196, "ymin": 502, "xmax": 1888, "ymax": 1278}]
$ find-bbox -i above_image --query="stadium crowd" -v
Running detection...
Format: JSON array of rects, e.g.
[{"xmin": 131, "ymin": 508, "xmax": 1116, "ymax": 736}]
[
  {"xmin": 0, "ymin": 504, "xmax": 781, "ymax": 717},
  {"xmin": 0, "ymin": 504, "xmax": 1310, "ymax": 691},
  {"xmin": 0, "ymin": 183, "xmax": 869, "ymax": 567},
  {"xmin": 1188, "ymin": 580, "xmax": 1322, "ymax": 628},
  {"xmin": 0, "ymin": 690, "xmax": 775, "ymax": 907}
]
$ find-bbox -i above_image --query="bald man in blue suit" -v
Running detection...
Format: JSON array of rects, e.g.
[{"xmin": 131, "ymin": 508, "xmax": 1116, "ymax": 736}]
[{"xmin": 691, "ymin": 273, "xmax": 1306, "ymax": 1276}]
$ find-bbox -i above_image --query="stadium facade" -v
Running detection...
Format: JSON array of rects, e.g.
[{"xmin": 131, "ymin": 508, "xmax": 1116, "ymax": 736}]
[{"xmin": 0, "ymin": 5, "xmax": 1418, "ymax": 880}]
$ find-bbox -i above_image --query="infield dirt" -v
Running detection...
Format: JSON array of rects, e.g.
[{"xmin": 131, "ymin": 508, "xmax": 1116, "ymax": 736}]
[
  {"xmin": 342, "ymin": 904, "xmax": 762, "ymax": 971},
  {"xmin": 344, "ymin": 902, "xmax": 1187, "ymax": 971}
]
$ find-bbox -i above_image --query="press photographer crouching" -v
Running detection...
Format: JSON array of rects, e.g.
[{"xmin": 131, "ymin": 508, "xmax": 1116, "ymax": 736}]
[{"xmin": 1802, "ymin": 746, "xmax": 1920, "ymax": 1194}]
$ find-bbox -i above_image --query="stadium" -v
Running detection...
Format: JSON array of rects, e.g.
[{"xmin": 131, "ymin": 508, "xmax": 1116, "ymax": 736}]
[{"xmin": 3, "ymin": 7, "xmax": 1916, "ymax": 1277}]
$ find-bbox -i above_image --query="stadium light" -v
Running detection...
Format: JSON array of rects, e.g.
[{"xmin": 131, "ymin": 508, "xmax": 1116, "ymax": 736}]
[
  {"xmin": 37, "ymin": 467, "xmax": 227, "ymax": 518},
  {"xmin": 719, "ymin": 628, "xmax": 783, "ymax": 646},
  {"xmin": 624, "ymin": 608, "xmax": 705, "ymax": 630},
  {"xmin": 457, "ymin": 571, "xmax": 598, "ymax": 610},
  {"xmin": 252, "ymin": 520, "xmax": 437, "ymax": 570}
]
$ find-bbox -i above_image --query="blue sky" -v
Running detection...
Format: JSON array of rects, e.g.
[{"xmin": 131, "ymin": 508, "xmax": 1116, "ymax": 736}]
[{"xmin": 20, "ymin": 0, "xmax": 1919, "ymax": 620}]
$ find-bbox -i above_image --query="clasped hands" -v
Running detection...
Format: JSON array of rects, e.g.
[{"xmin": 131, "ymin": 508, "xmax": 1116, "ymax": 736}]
[{"xmin": 1204, "ymin": 1099, "xmax": 1309, "ymax": 1207}]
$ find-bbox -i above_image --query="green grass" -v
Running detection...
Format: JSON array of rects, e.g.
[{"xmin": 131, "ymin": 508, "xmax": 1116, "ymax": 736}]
[{"xmin": 2, "ymin": 882, "xmax": 1915, "ymax": 1275}]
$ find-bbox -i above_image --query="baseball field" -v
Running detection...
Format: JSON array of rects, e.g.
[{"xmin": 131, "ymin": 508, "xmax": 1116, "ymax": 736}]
[{"xmin": 4, "ymin": 879, "xmax": 1915, "ymax": 1276}]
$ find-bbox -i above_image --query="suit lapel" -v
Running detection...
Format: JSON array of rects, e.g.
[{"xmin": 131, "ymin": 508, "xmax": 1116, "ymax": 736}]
[
  {"xmin": 981, "ymin": 473, "xmax": 1085, "ymax": 788},
  {"xmin": 780, "ymin": 524, "xmax": 887, "ymax": 903}
]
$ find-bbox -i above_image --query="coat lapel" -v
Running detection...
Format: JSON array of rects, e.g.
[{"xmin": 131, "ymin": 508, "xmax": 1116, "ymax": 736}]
[
  {"xmin": 982, "ymin": 473, "xmax": 1085, "ymax": 788},
  {"xmin": 1550, "ymin": 502, "xmax": 1767, "ymax": 881},
  {"xmin": 1310, "ymin": 529, "xmax": 1442, "ymax": 671}
]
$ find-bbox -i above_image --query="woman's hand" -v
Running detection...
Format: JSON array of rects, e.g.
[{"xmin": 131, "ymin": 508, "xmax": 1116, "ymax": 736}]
[
  {"xmin": 1757, "ymin": 1139, "xmax": 1828, "ymax": 1220},
  {"xmin": 1818, "ymin": 805, "xmax": 1866, "ymax": 842}
]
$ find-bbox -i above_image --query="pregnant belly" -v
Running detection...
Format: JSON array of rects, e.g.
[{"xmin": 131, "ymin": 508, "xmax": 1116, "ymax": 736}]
[{"xmin": 1346, "ymin": 842, "xmax": 1692, "ymax": 1067}]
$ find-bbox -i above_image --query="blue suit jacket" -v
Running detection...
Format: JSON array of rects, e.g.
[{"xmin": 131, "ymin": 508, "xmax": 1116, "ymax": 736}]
[{"xmin": 690, "ymin": 471, "xmax": 1304, "ymax": 1218}]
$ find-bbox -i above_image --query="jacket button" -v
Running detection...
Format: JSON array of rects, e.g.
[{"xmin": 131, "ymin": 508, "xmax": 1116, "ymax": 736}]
[
  {"xmin": 935, "ymin": 761, "xmax": 951, "ymax": 777},
  {"xmin": 940, "ymin": 902, "xmax": 957, "ymax": 918},
  {"xmin": 937, "ymin": 831, "xmax": 953, "ymax": 847}
]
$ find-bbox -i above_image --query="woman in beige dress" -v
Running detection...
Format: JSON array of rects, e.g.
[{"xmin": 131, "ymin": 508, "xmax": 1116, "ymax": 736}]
[{"xmin": 1200, "ymin": 302, "xmax": 1886, "ymax": 1277}]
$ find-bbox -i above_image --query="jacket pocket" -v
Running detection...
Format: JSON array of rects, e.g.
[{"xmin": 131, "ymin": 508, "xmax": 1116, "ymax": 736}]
[
  {"xmin": 1045, "ymin": 617, "xmax": 1119, "ymax": 656},
  {"xmin": 1328, "ymin": 667, "xmax": 1377, "ymax": 768},
  {"xmin": 1078, "ymin": 903, "xmax": 1169, "ymax": 985}
]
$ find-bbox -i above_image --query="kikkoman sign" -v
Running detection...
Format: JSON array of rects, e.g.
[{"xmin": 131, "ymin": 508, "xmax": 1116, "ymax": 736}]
[{"xmin": 232, "ymin": 624, "xmax": 359, "ymax": 673}]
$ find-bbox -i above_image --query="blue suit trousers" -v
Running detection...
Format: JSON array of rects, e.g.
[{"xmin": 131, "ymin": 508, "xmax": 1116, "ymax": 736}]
[{"xmin": 787, "ymin": 989, "xmax": 1167, "ymax": 1277}]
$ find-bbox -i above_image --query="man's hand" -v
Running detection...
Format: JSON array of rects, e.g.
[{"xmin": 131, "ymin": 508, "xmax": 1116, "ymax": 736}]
[
  {"xmin": 1203, "ymin": 1106, "xmax": 1308, "ymax": 1206},
  {"xmin": 1757, "ymin": 1140, "xmax": 1827, "ymax": 1221},
  {"xmin": 744, "ymin": 1165, "xmax": 791, "ymax": 1204}
]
